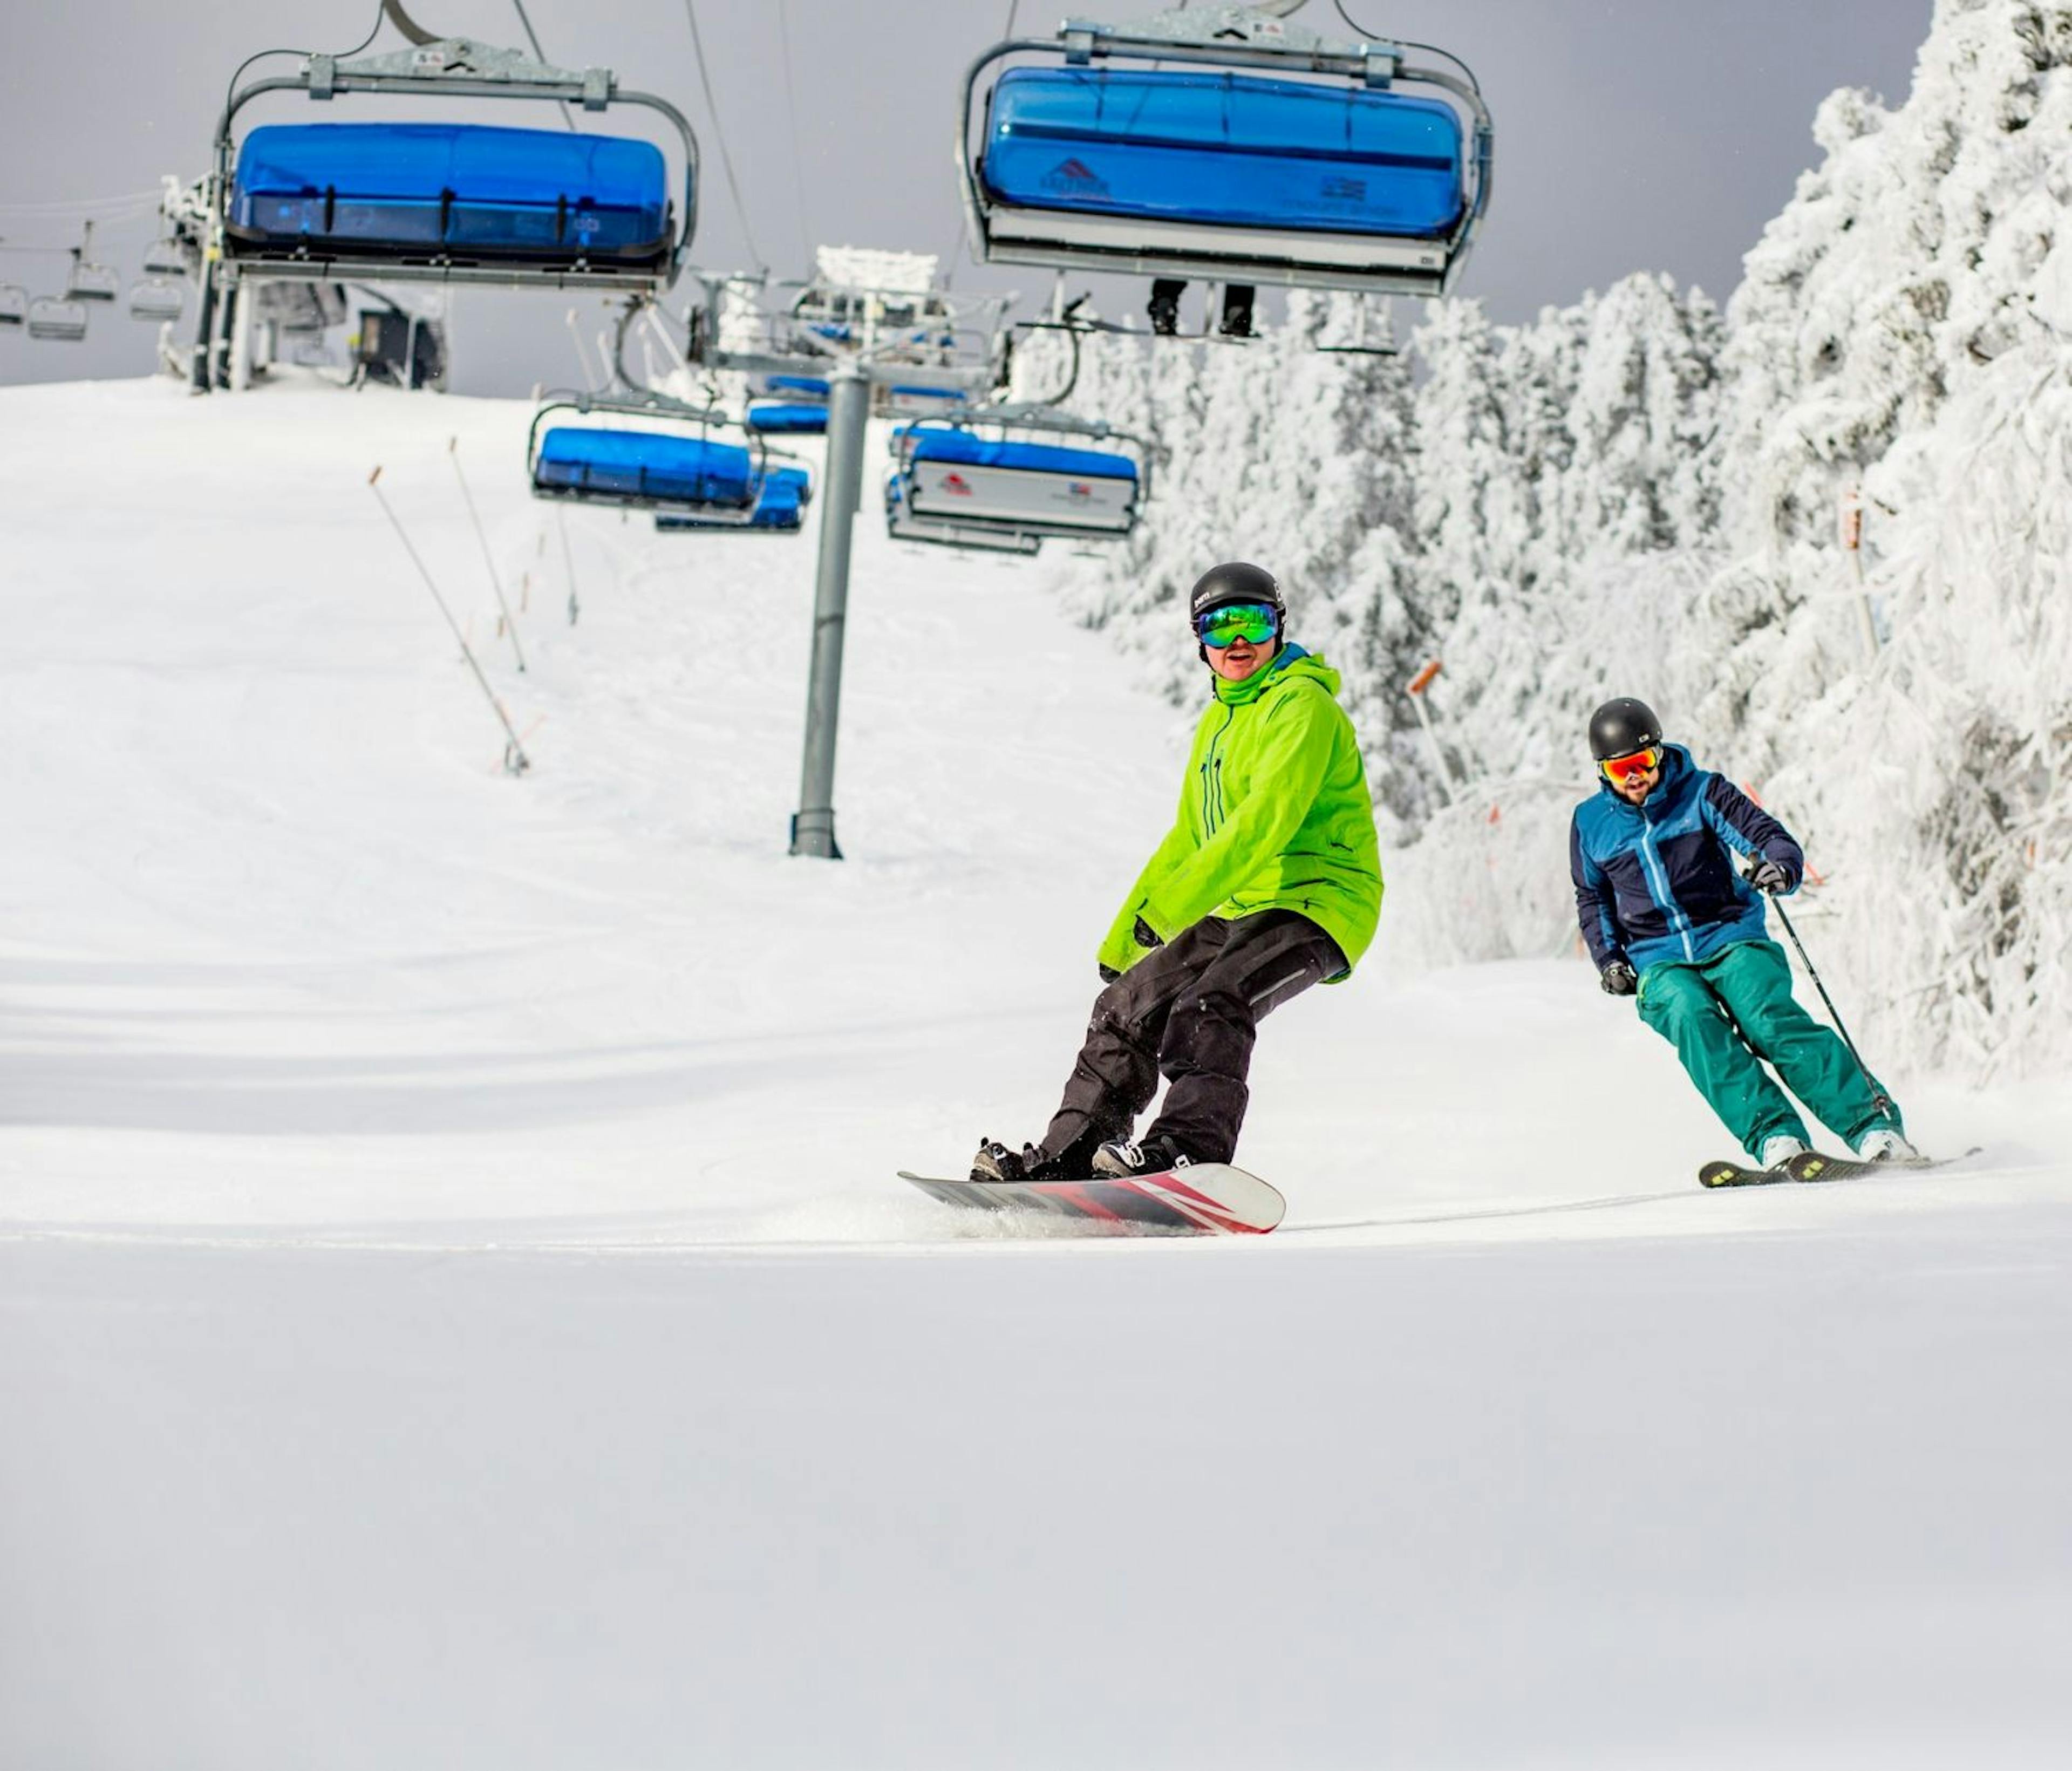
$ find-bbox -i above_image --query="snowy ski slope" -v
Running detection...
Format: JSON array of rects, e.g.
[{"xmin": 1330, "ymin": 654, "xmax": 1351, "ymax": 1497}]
[{"xmin": 4, "ymin": 377, "xmax": 2070, "ymax": 1768}]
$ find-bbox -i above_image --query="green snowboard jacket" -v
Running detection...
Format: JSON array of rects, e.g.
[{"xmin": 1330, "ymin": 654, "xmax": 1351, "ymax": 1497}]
[{"xmin": 1097, "ymin": 644, "xmax": 1384, "ymax": 980}]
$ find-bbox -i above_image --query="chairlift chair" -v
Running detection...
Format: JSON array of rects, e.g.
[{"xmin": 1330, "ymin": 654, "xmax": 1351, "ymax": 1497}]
[
  {"xmin": 128, "ymin": 277, "xmax": 187, "ymax": 323},
  {"xmin": 746, "ymin": 401, "xmax": 828, "ymax": 437},
  {"xmin": 28, "ymin": 296, "xmax": 89, "ymax": 342},
  {"xmin": 0, "ymin": 283, "xmax": 26, "ymax": 328},
  {"xmin": 526, "ymin": 389, "xmax": 782, "ymax": 525},
  {"xmin": 956, "ymin": 4, "xmax": 1493, "ymax": 302},
  {"xmin": 889, "ymin": 408, "xmax": 1150, "ymax": 543},
  {"xmin": 63, "ymin": 222, "xmax": 120, "ymax": 302},
  {"xmin": 885, "ymin": 471, "xmax": 1044, "ymax": 556},
  {"xmin": 655, "ymin": 464, "xmax": 813, "ymax": 533},
  {"xmin": 209, "ymin": 37, "xmax": 699, "ymax": 297},
  {"xmin": 142, "ymin": 238, "xmax": 192, "ymax": 278}
]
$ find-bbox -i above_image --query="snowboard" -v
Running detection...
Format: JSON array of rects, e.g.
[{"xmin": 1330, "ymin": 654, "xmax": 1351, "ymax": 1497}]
[
  {"xmin": 899, "ymin": 1164, "xmax": 1286, "ymax": 1235},
  {"xmin": 1698, "ymin": 1148, "xmax": 1971, "ymax": 1189}
]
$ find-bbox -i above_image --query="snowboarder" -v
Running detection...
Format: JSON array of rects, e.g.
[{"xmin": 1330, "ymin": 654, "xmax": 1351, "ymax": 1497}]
[
  {"xmin": 1570, "ymin": 697, "xmax": 1917, "ymax": 1168},
  {"xmin": 972, "ymin": 562, "xmax": 1383, "ymax": 1184}
]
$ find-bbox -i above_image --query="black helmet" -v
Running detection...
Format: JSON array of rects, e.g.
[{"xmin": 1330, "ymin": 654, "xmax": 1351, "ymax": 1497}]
[
  {"xmin": 1188, "ymin": 561, "xmax": 1285, "ymax": 624},
  {"xmin": 1589, "ymin": 697, "xmax": 1663, "ymax": 761}
]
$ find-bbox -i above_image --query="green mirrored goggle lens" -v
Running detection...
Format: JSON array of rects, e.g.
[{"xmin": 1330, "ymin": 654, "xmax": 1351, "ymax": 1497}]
[{"xmin": 1195, "ymin": 602, "xmax": 1280, "ymax": 648}]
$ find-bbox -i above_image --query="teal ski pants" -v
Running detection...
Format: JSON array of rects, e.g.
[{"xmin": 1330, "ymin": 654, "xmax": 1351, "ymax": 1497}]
[{"xmin": 1637, "ymin": 938, "xmax": 1903, "ymax": 1160}]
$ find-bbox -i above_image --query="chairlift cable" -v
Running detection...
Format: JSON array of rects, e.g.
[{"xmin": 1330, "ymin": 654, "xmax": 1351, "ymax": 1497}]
[
  {"xmin": 773, "ymin": 0, "xmax": 815, "ymax": 267},
  {"xmin": 508, "ymin": 1, "xmax": 580, "ymax": 132},
  {"xmin": 679, "ymin": 0, "xmax": 766, "ymax": 271},
  {"xmin": 0, "ymin": 193, "xmax": 162, "ymax": 217},
  {"xmin": 1330, "ymin": 2, "xmax": 1483, "ymax": 96}
]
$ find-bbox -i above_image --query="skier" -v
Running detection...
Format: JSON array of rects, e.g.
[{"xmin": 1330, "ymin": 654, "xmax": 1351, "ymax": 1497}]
[
  {"xmin": 1570, "ymin": 697, "xmax": 1917, "ymax": 1168},
  {"xmin": 972, "ymin": 562, "xmax": 1383, "ymax": 1184}
]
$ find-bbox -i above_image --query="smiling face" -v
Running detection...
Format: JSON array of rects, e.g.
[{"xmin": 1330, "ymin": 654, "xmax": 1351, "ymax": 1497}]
[
  {"xmin": 1601, "ymin": 747, "xmax": 1664, "ymax": 805},
  {"xmin": 1205, "ymin": 632, "xmax": 1279, "ymax": 683},
  {"xmin": 1194, "ymin": 600, "xmax": 1283, "ymax": 683}
]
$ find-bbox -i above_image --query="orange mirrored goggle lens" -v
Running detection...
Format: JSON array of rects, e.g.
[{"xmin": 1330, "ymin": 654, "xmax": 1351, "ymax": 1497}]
[{"xmin": 1600, "ymin": 746, "xmax": 1663, "ymax": 784}]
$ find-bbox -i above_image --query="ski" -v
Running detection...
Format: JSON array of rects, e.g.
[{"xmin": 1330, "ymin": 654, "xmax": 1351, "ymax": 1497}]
[
  {"xmin": 1698, "ymin": 1148, "xmax": 1977, "ymax": 1189},
  {"xmin": 898, "ymin": 1164, "xmax": 1286, "ymax": 1235}
]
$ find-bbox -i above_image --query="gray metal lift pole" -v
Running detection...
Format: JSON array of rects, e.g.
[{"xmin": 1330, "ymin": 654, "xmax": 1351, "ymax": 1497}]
[{"xmin": 789, "ymin": 363, "xmax": 871, "ymax": 859}]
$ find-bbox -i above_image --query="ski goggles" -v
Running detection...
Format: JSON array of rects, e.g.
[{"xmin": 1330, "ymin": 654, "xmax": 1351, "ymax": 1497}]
[
  {"xmin": 1599, "ymin": 745, "xmax": 1664, "ymax": 785},
  {"xmin": 1194, "ymin": 602, "xmax": 1280, "ymax": 648}
]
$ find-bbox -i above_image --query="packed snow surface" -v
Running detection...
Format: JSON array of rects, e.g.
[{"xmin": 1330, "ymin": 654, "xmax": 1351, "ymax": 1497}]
[{"xmin": 4, "ymin": 378, "xmax": 2070, "ymax": 1768}]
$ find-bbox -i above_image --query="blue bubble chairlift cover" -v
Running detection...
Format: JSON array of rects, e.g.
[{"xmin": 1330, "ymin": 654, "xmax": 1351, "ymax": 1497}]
[
  {"xmin": 656, "ymin": 465, "xmax": 811, "ymax": 532},
  {"xmin": 899, "ymin": 426, "xmax": 1138, "ymax": 536},
  {"xmin": 533, "ymin": 427, "xmax": 757, "ymax": 512},
  {"xmin": 230, "ymin": 123, "xmax": 672, "ymax": 266},
  {"xmin": 747, "ymin": 402, "xmax": 828, "ymax": 437},
  {"xmin": 979, "ymin": 67, "xmax": 1467, "ymax": 282}
]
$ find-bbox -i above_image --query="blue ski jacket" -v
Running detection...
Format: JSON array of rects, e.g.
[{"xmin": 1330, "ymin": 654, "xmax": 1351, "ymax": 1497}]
[{"xmin": 1569, "ymin": 744, "xmax": 1804, "ymax": 973}]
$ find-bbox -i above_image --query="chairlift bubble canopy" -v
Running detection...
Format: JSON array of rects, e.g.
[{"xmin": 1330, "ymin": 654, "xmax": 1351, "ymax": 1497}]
[
  {"xmin": 885, "ymin": 471, "xmax": 1044, "ymax": 556},
  {"xmin": 525, "ymin": 390, "xmax": 798, "ymax": 524},
  {"xmin": 657, "ymin": 464, "xmax": 813, "ymax": 532},
  {"xmin": 230, "ymin": 124, "xmax": 672, "ymax": 267},
  {"xmin": 747, "ymin": 401, "xmax": 829, "ymax": 436},
  {"xmin": 889, "ymin": 412, "xmax": 1149, "ymax": 543},
  {"xmin": 958, "ymin": 8, "xmax": 1493, "ymax": 298},
  {"xmin": 210, "ymin": 37, "xmax": 699, "ymax": 294}
]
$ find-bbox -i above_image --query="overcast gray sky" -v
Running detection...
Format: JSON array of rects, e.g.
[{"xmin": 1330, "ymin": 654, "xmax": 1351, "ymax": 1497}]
[{"xmin": 0, "ymin": 1, "xmax": 1931, "ymax": 394}]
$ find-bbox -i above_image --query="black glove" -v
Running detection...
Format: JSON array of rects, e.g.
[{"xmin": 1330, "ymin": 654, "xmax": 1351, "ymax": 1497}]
[
  {"xmin": 1098, "ymin": 963, "xmax": 1121, "ymax": 985},
  {"xmin": 1133, "ymin": 916, "xmax": 1161, "ymax": 950},
  {"xmin": 1747, "ymin": 858, "xmax": 1791, "ymax": 896},
  {"xmin": 1600, "ymin": 959, "xmax": 1638, "ymax": 997}
]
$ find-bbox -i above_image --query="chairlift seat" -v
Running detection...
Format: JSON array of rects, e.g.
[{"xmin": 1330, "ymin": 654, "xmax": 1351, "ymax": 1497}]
[
  {"xmin": 229, "ymin": 123, "xmax": 672, "ymax": 267},
  {"xmin": 142, "ymin": 240, "xmax": 191, "ymax": 278},
  {"xmin": 747, "ymin": 401, "xmax": 829, "ymax": 437},
  {"xmin": 27, "ymin": 297, "xmax": 88, "ymax": 343},
  {"xmin": 533, "ymin": 426, "xmax": 755, "ymax": 510},
  {"xmin": 878, "ymin": 383, "xmax": 971, "ymax": 418},
  {"xmin": 978, "ymin": 67, "xmax": 1467, "ymax": 288},
  {"xmin": 763, "ymin": 374, "xmax": 829, "ymax": 398},
  {"xmin": 657, "ymin": 465, "xmax": 812, "ymax": 532},
  {"xmin": 128, "ymin": 278, "xmax": 187, "ymax": 323},
  {"xmin": 0, "ymin": 284, "xmax": 26, "ymax": 327},
  {"xmin": 885, "ymin": 471, "xmax": 1043, "ymax": 556},
  {"xmin": 902, "ymin": 427, "xmax": 1139, "ymax": 536}
]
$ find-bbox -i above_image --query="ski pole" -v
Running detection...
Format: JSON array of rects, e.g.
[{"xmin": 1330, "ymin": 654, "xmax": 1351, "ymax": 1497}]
[
  {"xmin": 1770, "ymin": 897, "xmax": 1893, "ymax": 1118},
  {"xmin": 369, "ymin": 467, "xmax": 532, "ymax": 776}
]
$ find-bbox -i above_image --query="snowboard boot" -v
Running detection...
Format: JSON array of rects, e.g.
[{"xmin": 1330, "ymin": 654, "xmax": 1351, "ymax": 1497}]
[
  {"xmin": 1090, "ymin": 1134, "xmax": 1194, "ymax": 1180},
  {"xmin": 1854, "ymin": 1127, "xmax": 1920, "ymax": 1163},
  {"xmin": 971, "ymin": 1129, "xmax": 1107, "ymax": 1185},
  {"xmin": 1759, "ymin": 1133, "xmax": 1810, "ymax": 1170},
  {"xmin": 971, "ymin": 1139, "xmax": 1051, "ymax": 1184}
]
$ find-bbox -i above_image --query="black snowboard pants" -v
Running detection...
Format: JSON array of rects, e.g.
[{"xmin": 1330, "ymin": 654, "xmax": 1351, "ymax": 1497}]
[{"xmin": 1040, "ymin": 909, "xmax": 1347, "ymax": 1167}]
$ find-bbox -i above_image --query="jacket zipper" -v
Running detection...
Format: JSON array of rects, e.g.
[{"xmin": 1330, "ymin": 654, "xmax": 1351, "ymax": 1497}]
[{"xmin": 1198, "ymin": 703, "xmax": 1236, "ymax": 835}]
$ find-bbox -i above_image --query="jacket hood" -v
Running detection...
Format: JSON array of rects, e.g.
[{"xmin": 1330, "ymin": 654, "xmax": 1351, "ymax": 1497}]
[{"xmin": 1211, "ymin": 642, "xmax": 1342, "ymax": 705}]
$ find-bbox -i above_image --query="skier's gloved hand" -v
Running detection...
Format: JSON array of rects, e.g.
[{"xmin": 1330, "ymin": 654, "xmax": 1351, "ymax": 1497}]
[
  {"xmin": 1098, "ymin": 963, "xmax": 1121, "ymax": 985},
  {"xmin": 1600, "ymin": 958, "xmax": 1638, "ymax": 997},
  {"xmin": 1747, "ymin": 858, "xmax": 1791, "ymax": 896},
  {"xmin": 1133, "ymin": 916, "xmax": 1161, "ymax": 950}
]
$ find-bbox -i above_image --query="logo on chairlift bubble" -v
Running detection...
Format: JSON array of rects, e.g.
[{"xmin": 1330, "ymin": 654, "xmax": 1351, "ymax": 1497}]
[
  {"xmin": 1042, "ymin": 157, "xmax": 1110, "ymax": 196},
  {"xmin": 942, "ymin": 472, "xmax": 974, "ymax": 496}
]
